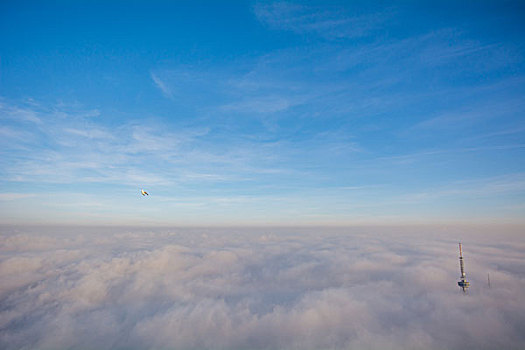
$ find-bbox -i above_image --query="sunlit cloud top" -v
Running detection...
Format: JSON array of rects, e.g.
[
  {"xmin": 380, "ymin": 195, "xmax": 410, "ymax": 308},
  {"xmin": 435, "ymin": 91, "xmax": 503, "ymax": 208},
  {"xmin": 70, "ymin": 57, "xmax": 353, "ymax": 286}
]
[{"xmin": 1, "ymin": 226, "xmax": 525, "ymax": 349}]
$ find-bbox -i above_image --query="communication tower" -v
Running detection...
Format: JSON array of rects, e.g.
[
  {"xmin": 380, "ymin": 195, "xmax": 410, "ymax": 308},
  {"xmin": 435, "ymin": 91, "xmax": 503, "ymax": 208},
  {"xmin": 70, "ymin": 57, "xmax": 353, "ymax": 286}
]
[{"xmin": 458, "ymin": 243, "xmax": 470, "ymax": 293}]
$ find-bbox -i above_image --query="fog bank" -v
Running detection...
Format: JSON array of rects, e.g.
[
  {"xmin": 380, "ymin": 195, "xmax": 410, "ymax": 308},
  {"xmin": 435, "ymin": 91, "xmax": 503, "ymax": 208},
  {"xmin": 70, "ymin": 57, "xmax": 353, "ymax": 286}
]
[{"xmin": 1, "ymin": 226, "xmax": 524, "ymax": 349}]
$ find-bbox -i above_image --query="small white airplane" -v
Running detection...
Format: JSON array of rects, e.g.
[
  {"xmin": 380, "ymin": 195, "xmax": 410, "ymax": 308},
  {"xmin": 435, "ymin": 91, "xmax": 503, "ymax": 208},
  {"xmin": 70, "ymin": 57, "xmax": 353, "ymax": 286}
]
[{"xmin": 141, "ymin": 189, "xmax": 149, "ymax": 196}]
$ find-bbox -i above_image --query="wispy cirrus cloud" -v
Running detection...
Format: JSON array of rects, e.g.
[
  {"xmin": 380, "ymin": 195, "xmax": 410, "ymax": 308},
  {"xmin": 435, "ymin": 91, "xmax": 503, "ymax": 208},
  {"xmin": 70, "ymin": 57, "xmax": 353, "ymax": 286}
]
[
  {"xmin": 0, "ymin": 99, "xmax": 297, "ymax": 191},
  {"xmin": 253, "ymin": 2, "xmax": 392, "ymax": 39},
  {"xmin": 411, "ymin": 96, "xmax": 525, "ymax": 131},
  {"xmin": 151, "ymin": 72, "xmax": 173, "ymax": 99},
  {"xmin": 0, "ymin": 101, "xmax": 42, "ymax": 124},
  {"xmin": 63, "ymin": 127, "xmax": 115, "ymax": 140},
  {"xmin": 220, "ymin": 95, "xmax": 301, "ymax": 114},
  {"xmin": 400, "ymin": 173, "xmax": 525, "ymax": 202},
  {"xmin": 0, "ymin": 193, "xmax": 36, "ymax": 201}
]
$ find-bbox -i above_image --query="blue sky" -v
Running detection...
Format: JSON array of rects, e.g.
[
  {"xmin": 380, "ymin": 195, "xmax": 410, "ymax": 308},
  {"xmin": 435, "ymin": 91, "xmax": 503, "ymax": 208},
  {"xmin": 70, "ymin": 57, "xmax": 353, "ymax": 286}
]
[{"xmin": 1, "ymin": 1, "xmax": 524, "ymax": 225}]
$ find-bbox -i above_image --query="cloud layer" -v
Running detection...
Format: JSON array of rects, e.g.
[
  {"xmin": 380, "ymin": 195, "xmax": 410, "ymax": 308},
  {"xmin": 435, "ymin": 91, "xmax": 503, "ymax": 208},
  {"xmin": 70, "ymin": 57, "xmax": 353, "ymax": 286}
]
[{"xmin": 1, "ymin": 226, "xmax": 524, "ymax": 349}]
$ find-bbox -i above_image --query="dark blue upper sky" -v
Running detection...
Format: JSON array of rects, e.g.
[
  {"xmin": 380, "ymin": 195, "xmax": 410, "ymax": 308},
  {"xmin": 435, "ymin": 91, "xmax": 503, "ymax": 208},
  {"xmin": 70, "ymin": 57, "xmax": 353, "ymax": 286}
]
[{"xmin": 1, "ymin": 1, "xmax": 524, "ymax": 225}]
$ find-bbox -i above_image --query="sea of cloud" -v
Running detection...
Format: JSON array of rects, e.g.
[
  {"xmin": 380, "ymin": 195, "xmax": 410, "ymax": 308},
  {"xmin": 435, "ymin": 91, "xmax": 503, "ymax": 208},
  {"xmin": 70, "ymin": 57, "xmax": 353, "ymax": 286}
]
[{"xmin": 1, "ymin": 225, "xmax": 524, "ymax": 350}]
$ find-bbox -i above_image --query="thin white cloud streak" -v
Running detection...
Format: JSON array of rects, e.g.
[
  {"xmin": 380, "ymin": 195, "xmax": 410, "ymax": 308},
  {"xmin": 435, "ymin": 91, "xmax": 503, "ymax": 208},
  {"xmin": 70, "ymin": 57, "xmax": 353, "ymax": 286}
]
[
  {"xmin": 220, "ymin": 96, "xmax": 299, "ymax": 114},
  {"xmin": 0, "ymin": 193, "xmax": 36, "ymax": 201},
  {"xmin": 0, "ymin": 101, "xmax": 42, "ymax": 124},
  {"xmin": 63, "ymin": 127, "xmax": 115, "ymax": 140},
  {"xmin": 0, "ymin": 226, "xmax": 524, "ymax": 349},
  {"xmin": 373, "ymin": 144, "xmax": 525, "ymax": 166},
  {"xmin": 411, "ymin": 97, "xmax": 525, "ymax": 131},
  {"xmin": 150, "ymin": 72, "xmax": 173, "ymax": 99},
  {"xmin": 253, "ymin": 2, "xmax": 392, "ymax": 39},
  {"xmin": 399, "ymin": 173, "xmax": 525, "ymax": 201}
]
